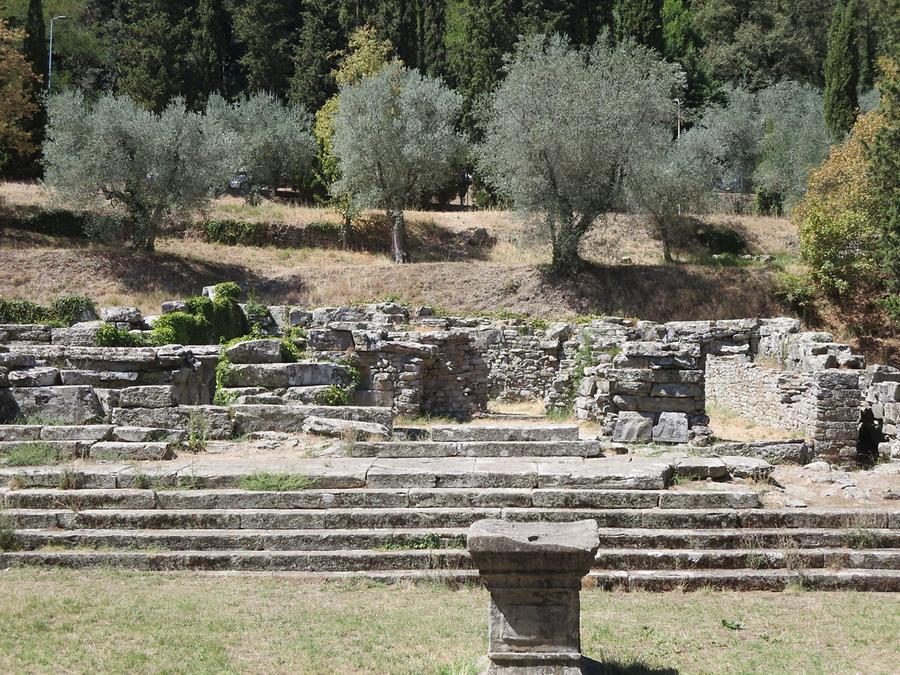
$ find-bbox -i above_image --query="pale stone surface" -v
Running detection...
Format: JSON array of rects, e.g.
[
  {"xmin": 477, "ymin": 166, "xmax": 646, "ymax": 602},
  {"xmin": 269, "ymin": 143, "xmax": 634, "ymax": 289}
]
[
  {"xmin": 119, "ymin": 385, "xmax": 177, "ymax": 409},
  {"xmin": 40, "ymin": 425, "xmax": 113, "ymax": 442},
  {"xmin": 611, "ymin": 411, "xmax": 654, "ymax": 442},
  {"xmin": 301, "ymin": 416, "xmax": 390, "ymax": 440},
  {"xmin": 651, "ymin": 412, "xmax": 689, "ymax": 444},
  {"xmin": 224, "ymin": 339, "xmax": 283, "ymax": 364},
  {"xmin": 1, "ymin": 386, "xmax": 103, "ymax": 424},
  {"xmin": 7, "ymin": 367, "xmax": 61, "ymax": 387},
  {"xmin": 468, "ymin": 519, "xmax": 600, "ymax": 673}
]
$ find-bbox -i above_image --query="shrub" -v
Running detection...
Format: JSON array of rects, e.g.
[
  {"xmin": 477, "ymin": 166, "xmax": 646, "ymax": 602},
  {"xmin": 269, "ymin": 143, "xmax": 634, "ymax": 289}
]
[
  {"xmin": 314, "ymin": 385, "xmax": 353, "ymax": 406},
  {"xmin": 201, "ymin": 219, "xmax": 260, "ymax": 245},
  {"xmin": 94, "ymin": 323, "xmax": 148, "ymax": 347},
  {"xmin": 878, "ymin": 295, "xmax": 900, "ymax": 326},
  {"xmin": 149, "ymin": 311, "xmax": 209, "ymax": 346},
  {"xmin": 49, "ymin": 296, "xmax": 97, "ymax": 325},
  {"xmin": 694, "ymin": 225, "xmax": 747, "ymax": 255},
  {"xmin": 795, "ymin": 112, "xmax": 882, "ymax": 297},
  {"xmin": 0, "ymin": 298, "xmax": 51, "ymax": 324},
  {"xmin": 0, "ymin": 442, "xmax": 68, "ymax": 466},
  {"xmin": 773, "ymin": 272, "xmax": 819, "ymax": 317}
]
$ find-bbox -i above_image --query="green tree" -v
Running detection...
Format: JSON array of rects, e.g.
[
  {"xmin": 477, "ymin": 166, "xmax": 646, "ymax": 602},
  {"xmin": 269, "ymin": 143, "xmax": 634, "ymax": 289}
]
[
  {"xmin": 44, "ymin": 91, "xmax": 237, "ymax": 251},
  {"xmin": 189, "ymin": 0, "xmax": 232, "ymax": 102},
  {"xmin": 477, "ymin": 33, "xmax": 683, "ymax": 275},
  {"xmin": 824, "ymin": 0, "xmax": 861, "ymax": 140},
  {"xmin": 615, "ymin": 0, "xmax": 664, "ymax": 52},
  {"xmin": 625, "ymin": 126, "xmax": 722, "ymax": 261},
  {"xmin": 868, "ymin": 57, "xmax": 900, "ymax": 290},
  {"xmin": 417, "ymin": 0, "xmax": 448, "ymax": 77},
  {"xmin": 207, "ymin": 92, "xmax": 316, "ymax": 200},
  {"xmin": 17, "ymin": 0, "xmax": 47, "ymax": 176},
  {"xmin": 662, "ymin": 0, "xmax": 715, "ymax": 111},
  {"xmin": 313, "ymin": 26, "xmax": 395, "ymax": 247},
  {"xmin": 331, "ymin": 62, "xmax": 466, "ymax": 262},
  {"xmin": 231, "ymin": 0, "xmax": 302, "ymax": 95},
  {"xmin": 0, "ymin": 19, "xmax": 39, "ymax": 168},
  {"xmin": 119, "ymin": 1, "xmax": 194, "ymax": 111},
  {"xmin": 290, "ymin": 0, "xmax": 345, "ymax": 112}
]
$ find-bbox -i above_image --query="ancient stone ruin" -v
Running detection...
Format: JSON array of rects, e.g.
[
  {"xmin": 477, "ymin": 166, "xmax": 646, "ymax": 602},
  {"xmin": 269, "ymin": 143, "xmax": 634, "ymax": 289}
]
[
  {"xmin": 0, "ymin": 286, "xmax": 898, "ymax": 591},
  {"xmin": 468, "ymin": 519, "xmax": 600, "ymax": 673}
]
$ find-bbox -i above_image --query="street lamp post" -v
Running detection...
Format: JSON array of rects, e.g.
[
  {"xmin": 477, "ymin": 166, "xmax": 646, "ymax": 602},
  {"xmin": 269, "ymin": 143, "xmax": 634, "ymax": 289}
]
[{"xmin": 47, "ymin": 15, "xmax": 67, "ymax": 93}]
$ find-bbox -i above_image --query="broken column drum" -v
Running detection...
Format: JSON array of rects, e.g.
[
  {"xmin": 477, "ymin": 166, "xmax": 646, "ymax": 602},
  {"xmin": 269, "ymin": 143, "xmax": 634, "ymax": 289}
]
[{"xmin": 467, "ymin": 519, "xmax": 600, "ymax": 674}]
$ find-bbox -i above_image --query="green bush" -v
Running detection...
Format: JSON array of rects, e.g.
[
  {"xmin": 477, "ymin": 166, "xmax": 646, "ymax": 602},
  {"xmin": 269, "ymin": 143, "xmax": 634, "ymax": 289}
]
[
  {"xmin": 201, "ymin": 219, "xmax": 260, "ymax": 245},
  {"xmin": 94, "ymin": 323, "xmax": 148, "ymax": 347},
  {"xmin": 149, "ymin": 311, "xmax": 209, "ymax": 345},
  {"xmin": 314, "ymin": 385, "xmax": 353, "ymax": 406},
  {"xmin": 0, "ymin": 295, "xmax": 97, "ymax": 326},
  {"xmin": 773, "ymin": 272, "xmax": 819, "ymax": 317},
  {"xmin": 48, "ymin": 296, "xmax": 97, "ymax": 325},
  {"xmin": 694, "ymin": 225, "xmax": 747, "ymax": 255},
  {"xmin": 878, "ymin": 294, "xmax": 900, "ymax": 326},
  {"xmin": 0, "ymin": 299, "xmax": 51, "ymax": 324}
]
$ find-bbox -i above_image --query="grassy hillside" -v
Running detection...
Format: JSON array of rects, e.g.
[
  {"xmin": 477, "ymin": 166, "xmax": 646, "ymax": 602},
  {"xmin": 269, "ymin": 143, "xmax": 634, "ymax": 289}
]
[{"xmin": 2, "ymin": 181, "xmax": 894, "ymax": 363}]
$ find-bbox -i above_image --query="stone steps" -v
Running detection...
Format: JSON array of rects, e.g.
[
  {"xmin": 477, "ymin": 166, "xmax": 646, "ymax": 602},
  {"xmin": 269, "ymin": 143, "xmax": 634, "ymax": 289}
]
[
  {"xmin": 0, "ymin": 487, "xmax": 763, "ymax": 510},
  {"xmin": 3, "ymin": 550, "xmax": 899, "ymax": 591},
  {"xmin": 3, "ymin": 547, "xmax": 897, "ymax": 573},
  {"xmin": 0, "ymin": 456, "xmax": 675, "ymax": 490},
  {"xmin": 9, "ymin": 525, "xmax": 900, "ymax": 552},
  {"xmin": 429, "ymin": 425, "xmax": 580, "ymax": 442},
  {"xmin": 4, "ymin": 507, "xmax": 893, "ymax": 531},
  {"xmin": 348, "ymin": 440, "xmax": 603, "ymax": 458}
]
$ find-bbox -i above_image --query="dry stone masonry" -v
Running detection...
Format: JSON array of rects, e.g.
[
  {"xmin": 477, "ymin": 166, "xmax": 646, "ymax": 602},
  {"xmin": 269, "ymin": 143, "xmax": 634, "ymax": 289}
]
[{"xmin": 2, "ymin": 288, "xmax": 900, "ymax": 465}]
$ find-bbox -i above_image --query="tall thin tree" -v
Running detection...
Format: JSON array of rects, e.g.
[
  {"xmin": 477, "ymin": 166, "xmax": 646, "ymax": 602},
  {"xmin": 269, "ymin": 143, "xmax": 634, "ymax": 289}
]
[{"xmin": 824, "ymin": 0, "xmax": 860, "ymax": 140}]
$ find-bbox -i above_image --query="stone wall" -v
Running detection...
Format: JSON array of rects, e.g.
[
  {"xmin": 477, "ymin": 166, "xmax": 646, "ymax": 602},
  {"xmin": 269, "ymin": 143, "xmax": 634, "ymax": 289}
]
[{"xmin": 706, "ymin": 354, "xmax": 811, "ymax": 432}]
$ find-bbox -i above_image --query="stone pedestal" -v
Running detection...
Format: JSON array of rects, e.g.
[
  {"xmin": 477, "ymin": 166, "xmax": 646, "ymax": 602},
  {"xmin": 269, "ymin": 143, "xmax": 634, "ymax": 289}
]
[{"xmin": 467, "ymin": 519, "xmax": 600, "ymax": 674}]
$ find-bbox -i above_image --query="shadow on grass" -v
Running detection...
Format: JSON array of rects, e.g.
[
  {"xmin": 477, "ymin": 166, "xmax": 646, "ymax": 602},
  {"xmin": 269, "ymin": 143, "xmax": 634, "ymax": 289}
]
[
  {"xmin": 538, "ymin": 260, "xmax": 782, "ymax": 323},
  {"xmin": 583, "ymin": 657, "xmax": 678, "ymax": 674}
]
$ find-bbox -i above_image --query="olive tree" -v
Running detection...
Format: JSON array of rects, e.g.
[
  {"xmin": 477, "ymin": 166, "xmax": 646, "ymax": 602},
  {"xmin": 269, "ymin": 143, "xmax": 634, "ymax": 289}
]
[
  {"xmin": 331, "ymin": 62, "xmax": 466, "ymax": 262},
  {"xmin": 754, "ymin": 80, "xmax": 830, "ymax": 210},
  {"xmin": 625, "ymin": 127, "xmax": 723, "ymax": 262},
  {"xmin": 207, "ymin": 92, "xmax": 316, "ymax": 201},
  {"xmin": 694, "ymin": 86, "xmax": 761, "ymax": 193},
  {"xmin": 44, "ymin": 91, "xmax": 236, "ymax": 251},
  {"xmin": 476, "ymin": 34, "xmax": 684, "ymax": 275}
]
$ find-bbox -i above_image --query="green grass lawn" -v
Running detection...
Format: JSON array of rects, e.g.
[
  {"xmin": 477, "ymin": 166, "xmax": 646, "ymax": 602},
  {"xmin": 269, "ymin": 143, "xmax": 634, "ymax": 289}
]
[{"xmin": 0, "ymin": 569, "xmax": 897, "ymax": 674}]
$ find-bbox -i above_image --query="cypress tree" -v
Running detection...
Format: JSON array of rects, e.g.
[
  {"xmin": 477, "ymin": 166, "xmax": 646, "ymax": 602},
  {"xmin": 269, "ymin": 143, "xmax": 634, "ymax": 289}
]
[
  {"xmin": 290, "ymin": 0, "xmax": 344, "ymax": 112},
  {"xmin": 231, "ymin": 0, "xmax": 302, "ymax": 96},
  {"xmin": 823, "ymin": 0, "xmax": 859, "ymax": 140},
  {"xmin": 418, "ymin": 0, "xmax": 447, "ymax": 78},
  {"xmin": 190, "ymin": 0, "xmax": 232, "ymax": 102},
  {"xmin": 17, "ymin": 0, "xmax": 47, "ymax": 177},
  {"xmin": 868, "ymin": 57, "xmax": 900, "ymax": 290},
  {"xmin": 614, "ymin": 0, "xmax": 664, "ymax": 52},
  {"xmin": 372, "ymin": 0, "xmax": 418, "ymax": 67}
]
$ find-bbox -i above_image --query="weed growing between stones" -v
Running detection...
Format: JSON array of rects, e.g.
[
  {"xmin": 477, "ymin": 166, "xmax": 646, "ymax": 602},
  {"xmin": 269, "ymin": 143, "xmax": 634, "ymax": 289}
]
[
  {"xmin": 177, "ymin": 474, "xmax": 203, "ymax": 490},
  {"xmin": 314, "ymin": 384, "xmax": 353, "ymax": 406},
  {"xmin": 377, "ymin": 533, "xmax": 464, "ymax": 550},
  {"xmin": 56, "ymin": 470, "xmax": 80, "ymax": 490},
  {"xmin": 0, "ymin": 442, "xmax": 70, "ymax": 467},
  {"xmin": 0, "ymin": 512, "xmax": 20, "ymax": 551},
  {"xmin": 0, "ymin": 295, "xmax": 96, "ymax": 326},
  {"xmin": 185, "ymin": 412, "xmax": 208, "ymax": 452},
  {"xmin": 238, "ymin": 472, "xmax": 317, "ymax": 491},
  {"xmin": 845, "ymin": 528, "xmax": 879, "ymax": 549},
  {"xmin": 6, "ymin": 476, "xmax": 26, "ymax": 490}
]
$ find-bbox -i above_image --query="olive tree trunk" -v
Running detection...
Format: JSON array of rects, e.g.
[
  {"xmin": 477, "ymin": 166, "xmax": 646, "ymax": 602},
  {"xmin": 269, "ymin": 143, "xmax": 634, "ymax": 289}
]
[{"xmin": 389, "ymin": 208, "xmax": 409, "ymax": 263}]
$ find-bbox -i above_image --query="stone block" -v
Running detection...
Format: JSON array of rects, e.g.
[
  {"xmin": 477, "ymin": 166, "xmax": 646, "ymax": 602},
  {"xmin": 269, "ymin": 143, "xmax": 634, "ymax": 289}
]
[
  {"xmin": 59, "ymin": 369, "xmax": 140, "ymax": 387},
  {"xmin": 224, "ymin": 339, "xmax": 283, "ymax": 364},
  {"xmin": 0, "ymin": 425, "xmax": 42, "ymax": 441},
  {"xmin": 51, "ymin": 322, "xmax": 103, "ymax": 346},
  {"xmin": 611, "ymin": 411, "xmax": 655, "ymax": 442},
  {"xmin": 112, "ymin": 426, "xmax": 187, "ymax": 443},
  {"xmin": 101, "ymin": 307, "xmax": 143, "ymax": 324},
  {"xmin": 224, "ymin": 362, "xmax": 348, "ymax": 388},
  {"xmin": 467, "ymin": 519, "xmax": 600, "ymax": 672},
  {"xmin": 649, "ymin": 382, "xmax": 701, "ymax": 398},
  {"xmin": 7, "ymin": 367, "xmax": 61, "ymax": 387},
  {"xmin": 0, "ymin": 353, "xmax": 36, "ymax": 369},
  {"xmin": 110, "ymin": 406, "xmax": 234, "ymax": 440},
  {"xmin": 651, "ymin": 412, "xmax": 689, "ymax": 444},
  {"xmin": 673, "ymin": 456, "xmax": 728, "ymax": 480},
  {"xmin": 40, "ymin": 425, "xmax": 113, "ymax": 442},
  {"xmin": 119, "ymin": 385, "xmax": 177, "ymax": 408},
  {"xmin": 0, "ymin": 386, "xmax": 103, "ymax": 425},
  {"xmin": 89, "ymin": 441, "xmax": 174, "ymax": 461},
  {"xmin": 301, "ymin": 416, "xmax": 390, "ymax": 440}
]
